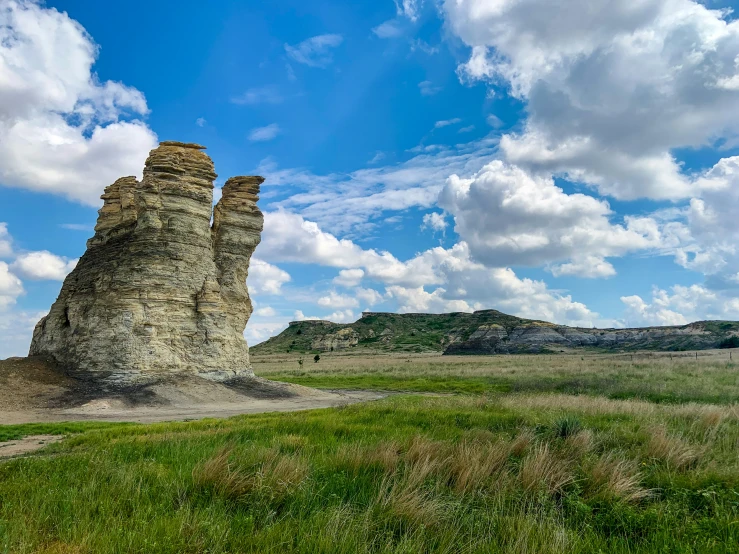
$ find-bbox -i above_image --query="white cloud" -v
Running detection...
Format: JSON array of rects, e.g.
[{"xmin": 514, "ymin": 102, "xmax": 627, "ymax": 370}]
[
  {"xmin": 230, "ymin": 86, "xmax": 283, "ymax": 105},
  {"xmin": 439, "ymin": 160, "xmax": 661, "ymax": 270},
  {"xmin": 395, "ymin": 0, "xmax": 422, "ymax": 22},
  {"xmin": 486, "ymin": 114, "xmax": 503, "ymax": 128},
  {"xmin": 434, "ymin": 118, "xmax": 462, "ymax": 129},
  {"xmin": 259, "ymin": 135, "xmax": 498, "ymax": 234},
  {"xmin": 11, "ymin": 251, "xmax": 77, "ymax": 281},
  {"xmin": 0, "ymin": 0, "xmax": 158, "ymax": 206},
  {"xmin": 550, "ymin": 256, "xmax": 616, "ymax": 279},
  {"xmin": 0, "ymin": 223, "xmax": 12, "ymax": 258},
  {"xmin": 373, "ymin": 20, "xmax": 403, "ymax": 38},
  {"xmin": 444, "ymin": 0, "xmax": 739, "ymax": 201},
  {"xmin": 421, "ymin": 212, "xmax": 447, "ymax": 233},
  {"xmin": 621, "ymin": 284, "xmax": 739, "ymax": 327},
  {"xmin": 333, "ymin": 269, "xmax": 365, "ymax": 287},
  {"xmin": 285, "ymin": 34, "xmax": 343, "ymax": 68},
  {"xmin": 60, "ymin": 223, "xmax": 93, "ymax": 232},
  {"xmin": 458, "ymin": 125, "xmax": 475, "ymax": 133},
  {"xmin": 258, "ymin": 211, "xmax": 605, "ymax": 327},
  {"xmin": 418, "ymin": 80, "xmax": 442, "ymax": 96},
  {"xmin": 317, "ymin": 291, "xmax": 359, "ymax": 309},
  {"xmin": 248, "ymin": 258, "xmax": 291, "ymax": 295},
  {"xmin": 248, "ymin": 123, "xmax": 281, "ymax": 142},
  {"xmin": 254, "ymin": 306, "xmax": 277, "ymax": 317},
  {"xmin": 0, "ymin": 309, "xmax": 46, "ymax": 358},
  {"xmin": 0, "ymin": 262, "xmax": 24, "ymax": 310},
  {"xmin": 195, "ymin": 117, "xmax": 206, "ymax": 127}
]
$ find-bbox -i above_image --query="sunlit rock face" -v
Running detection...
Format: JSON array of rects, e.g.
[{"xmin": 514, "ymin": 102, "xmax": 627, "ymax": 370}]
[{"xmin": 30, "ymin": 142, "xmax": 264, "ymax": 383}]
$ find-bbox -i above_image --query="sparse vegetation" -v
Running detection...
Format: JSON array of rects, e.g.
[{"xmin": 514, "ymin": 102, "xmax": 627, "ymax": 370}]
[{"xmin": 1, "ymin": 352, "xmax": 738, "ymax": 552}]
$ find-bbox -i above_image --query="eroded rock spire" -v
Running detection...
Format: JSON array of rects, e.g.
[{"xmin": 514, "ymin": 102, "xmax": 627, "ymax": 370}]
[{"xmin": 30, "ymin": 141, "xmax": 264, "ymax": 383}]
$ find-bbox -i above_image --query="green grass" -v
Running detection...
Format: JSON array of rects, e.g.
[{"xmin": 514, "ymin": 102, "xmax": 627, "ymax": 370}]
[
  {"xmin": 254, "ymin": 352, "xmax": 739, "ymax": 404},
  {"xmin": 1, "ymin": 353, "xmax": 738, "ymax": 553}
]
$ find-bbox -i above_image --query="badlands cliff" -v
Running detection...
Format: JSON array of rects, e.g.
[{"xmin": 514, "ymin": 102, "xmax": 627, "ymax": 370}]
[
  {"xmin": 30, "ymin": 142, "xmax": 264, "ymax": 383},
  {"xmin": 253, "ymin": 310, "xmax": 739, "ymax": 355}
]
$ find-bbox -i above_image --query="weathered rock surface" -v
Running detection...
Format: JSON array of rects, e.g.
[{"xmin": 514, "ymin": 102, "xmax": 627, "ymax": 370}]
[
  {"xmin": 311, "ymin": 328, "xmax": 359, "ymax": 351},
  {"xmin": 30, "ymin": 141, "xmax": 264, "ymax": 383}
]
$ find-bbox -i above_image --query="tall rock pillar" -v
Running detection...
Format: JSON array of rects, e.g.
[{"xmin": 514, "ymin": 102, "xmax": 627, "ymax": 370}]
[{"xmin": 29, "ymin": 141, "xmax": 264, "ymax": 384}]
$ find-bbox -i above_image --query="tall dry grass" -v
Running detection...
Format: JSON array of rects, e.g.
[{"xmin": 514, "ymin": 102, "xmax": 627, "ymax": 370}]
[
  {"xmin": 587, "ymin": 453, "xmax": 650, "ymax": 503},
  {"xmin": 645, "ymin": 427, "xmax": 702, "ymax": 470},
  {"xmin": 519, "ymin": 443, "xmax": 574, "ymax": 495}
]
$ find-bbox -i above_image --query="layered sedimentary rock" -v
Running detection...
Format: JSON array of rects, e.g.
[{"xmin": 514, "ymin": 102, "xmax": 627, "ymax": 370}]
[{"xmin": 30, "ymin": 142, "xmax": 264, "ymax": 383}]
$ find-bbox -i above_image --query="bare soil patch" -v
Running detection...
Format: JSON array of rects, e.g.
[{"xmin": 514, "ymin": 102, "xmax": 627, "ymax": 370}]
[
  {"xmin": 0, "ymin": 435, "xmax": 64, "ymax": 458},
  {"xmin": 0, "ymin": 357, "xmax": 385, "ymax": 424}
]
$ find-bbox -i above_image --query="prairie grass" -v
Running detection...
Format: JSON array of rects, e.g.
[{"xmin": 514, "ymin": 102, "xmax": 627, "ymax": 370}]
[
  {"xmin": 519, "ymin": 443, "xmax": 574, "ymax": 495},
  {"xmin": 0, "ymin": 354, "xmax": 738, "ymax": 552},
  {"xmin": 254, "ymin": 349, "xmax": 739, "ymax": 404},
  {"xmin": 586, "ymin": 453, "xmax": 650, "ymax": 503}
]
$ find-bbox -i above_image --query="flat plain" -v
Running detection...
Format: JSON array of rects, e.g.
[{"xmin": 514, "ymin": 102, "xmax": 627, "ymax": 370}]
[{"xmin": 0, "ymin": 351, "xmax": 737, "ymax": 553}]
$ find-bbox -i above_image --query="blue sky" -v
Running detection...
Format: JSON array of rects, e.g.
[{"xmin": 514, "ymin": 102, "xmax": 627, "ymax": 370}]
[{"xmin": 3, "ymin": 0, "xmax": 739, "ymax": 355}]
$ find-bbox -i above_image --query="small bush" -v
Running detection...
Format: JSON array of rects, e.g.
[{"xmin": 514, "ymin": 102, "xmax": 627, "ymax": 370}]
[{"xmin": 314, "ymin": 354, "xmax": 321, "ymax": 363}]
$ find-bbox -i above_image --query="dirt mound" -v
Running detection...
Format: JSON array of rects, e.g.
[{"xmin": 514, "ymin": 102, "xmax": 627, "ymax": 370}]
[{"xmin": 0, "ymin": 357, "xmax": 384, "ymax": 424}]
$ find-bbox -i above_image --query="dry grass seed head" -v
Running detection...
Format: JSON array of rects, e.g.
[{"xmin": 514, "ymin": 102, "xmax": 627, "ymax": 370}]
[
  {"xmin": 510, "ymin": 429, "xmax": 535, "ymax": 457},
  {"xmin": 374, "ymin": 474, "xmax": 445, "ymax": 528},
  {"xmin": 336, "ymin": 441, "xmax": 401, "ymax": 474},
  {"xmin": 449, "ymin": 438, "xmax": 511, "ymax": 494},
  {"xmin": 193, "ymin": 445, "xmax": 308, "ymax": 501},
  {"xmin": 646, "ymin": 426, "xmax": 702, "ymax": 470},
  {"xmin": 406, "ymin": 435, "xmax": 451, "ymax": 466},
  {"xmin": 519, "ymin": 443, "xmax": 574, "ymax": 495},
  {"xmin": 564, "ymin": 429, "xmax": 595, "ymax": 459},
  {"xmin": 587, "ymin": 453, "xmax": 650, "ymax": 503},
  {"xmin": 192, "ymin": 446, "xmax": 254, "ymax": 500}
]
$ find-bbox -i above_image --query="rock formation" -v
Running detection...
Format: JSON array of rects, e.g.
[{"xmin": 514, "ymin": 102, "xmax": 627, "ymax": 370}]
[{"xmin": 30, "ymin": 142, "xmax": 264, "ymax": 383}]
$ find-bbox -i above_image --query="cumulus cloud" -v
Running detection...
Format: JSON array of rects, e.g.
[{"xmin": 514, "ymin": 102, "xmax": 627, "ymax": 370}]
[
  {"xmin": 248, "ymin": 258, "xmax": 291, "ymax": 295},
  {"xmin": 0, "ymin": 0, "xmax": 158, "ymax": 206},
  {"xmin": 333, "ymin": 269, "xmax": 365, "ymax": 287},
  {"xmin": 421, "ymin": 212, "xmax": 447, "ymax": 233},
  {"xmin": 11, "ymin": 251, "xmax": 77, "ymax": 281},
  {"xmin": 285, "ymin": 34, "xmax": 343, "ymax": 68},
  {"xmin": 439, "ymin": 160, "xmax": 661, "ymax": 272},
  {"xmin": 259, "ymin": 212, "xmax": 605, "ymax": 326},
  {"xmin": 550, "ymin": 256, "xmax": 616, "ymax": 279},
  {"xmin": 248, "ymin": 123, "xmax": 281, "ymax": 142},
  {"xmin": 621, "ymin": 284, "xmax": 739, "ymax": 327},
  {"xmin": 0, "ymin": 309, "xmax": 46, "ymax": 358},
  {"xmin": 444, "ymin": 0, "xmax": 739, "ymax": 201},
  {"xmin": 0, "ymin": 261, "xmax": 24, "ymax": 310},
  {"xmin": 254, "ymin": 306, "xmax": 277, "ymax": 317},
  {"xmin": 0, "ymin": 223, "xmax": 12, "ymax": 258}
]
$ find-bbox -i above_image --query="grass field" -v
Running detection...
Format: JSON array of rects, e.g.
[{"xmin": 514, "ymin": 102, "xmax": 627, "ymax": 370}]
[{"xmin": 0, "ymin": 352, "xmax": 738, "ymax": 553}]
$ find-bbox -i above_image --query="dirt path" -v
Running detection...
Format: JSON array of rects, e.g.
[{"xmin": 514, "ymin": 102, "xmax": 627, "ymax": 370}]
[
  {"xmin": 0, "ymin": 389, "xmax": 386, "ymax": 425},
  {"xmin": 0, "ymin": 357, "xmax": 388, "ymax": 425}
]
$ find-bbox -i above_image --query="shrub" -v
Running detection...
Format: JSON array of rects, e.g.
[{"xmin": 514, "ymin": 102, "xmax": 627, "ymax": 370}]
[
  {"xmin": 718, "ymin": 336, "xmax": 739, "ymax": 348},
  {"xmin": 314, "ymin": 354, "xmax": 321, "ymax": 363}
]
